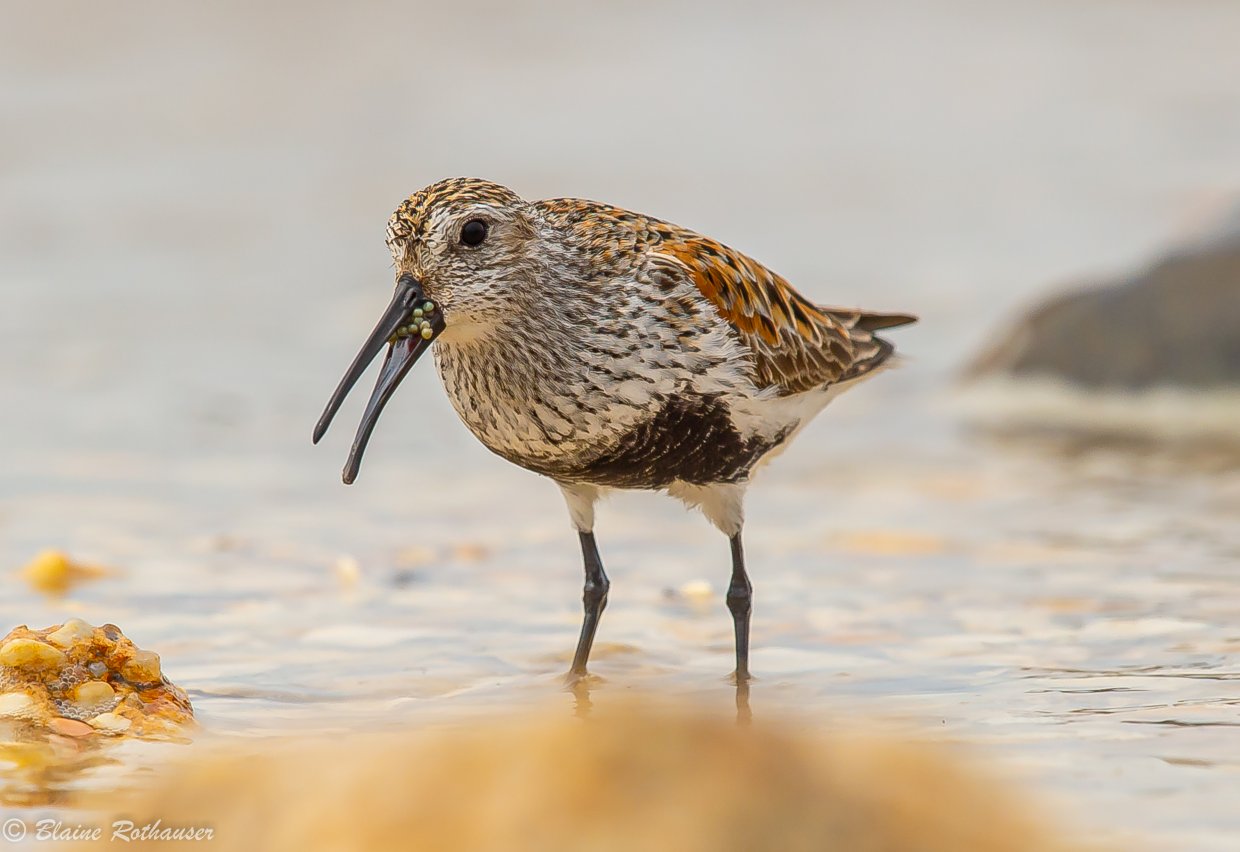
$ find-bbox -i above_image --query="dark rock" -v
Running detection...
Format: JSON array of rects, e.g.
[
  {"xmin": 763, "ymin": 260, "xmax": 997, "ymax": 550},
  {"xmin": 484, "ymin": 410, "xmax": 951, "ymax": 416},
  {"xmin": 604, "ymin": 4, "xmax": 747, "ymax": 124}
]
[{"xmin": 966, "ymin": 208, "xmax": 1240, "ymax": 390}]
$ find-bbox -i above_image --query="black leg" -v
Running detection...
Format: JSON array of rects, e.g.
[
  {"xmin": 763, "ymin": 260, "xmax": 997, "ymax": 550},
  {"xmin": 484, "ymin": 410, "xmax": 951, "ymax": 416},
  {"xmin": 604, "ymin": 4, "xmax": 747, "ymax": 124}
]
[
  {"xmin": 726, "ymin": 532, "xmax": 752, "ymax": 684},
  {"xmin": 569, "ymin": 531, "xmax": 609, "ymax": 678}
]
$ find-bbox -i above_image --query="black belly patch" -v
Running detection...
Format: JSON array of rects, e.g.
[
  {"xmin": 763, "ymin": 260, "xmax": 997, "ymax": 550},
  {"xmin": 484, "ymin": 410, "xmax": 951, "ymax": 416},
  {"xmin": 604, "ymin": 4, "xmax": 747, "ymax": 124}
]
[{"xmin": 511, "ymin": 393, "xmax": 790, "ymax": 489}]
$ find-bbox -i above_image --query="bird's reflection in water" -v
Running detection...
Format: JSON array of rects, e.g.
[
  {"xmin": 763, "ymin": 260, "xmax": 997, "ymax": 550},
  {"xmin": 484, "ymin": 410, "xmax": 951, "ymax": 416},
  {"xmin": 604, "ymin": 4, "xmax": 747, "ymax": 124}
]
[
  {"xmin": 734, "ymin": 677, "xmax": 753, "ymax": 725},
  {"xmin": 567, "ymin": 674, "xmax": 754, "ymax": 726},
  {"xmin": 567, "ymin": 673, "xmax": 596, "ymax": 719}
]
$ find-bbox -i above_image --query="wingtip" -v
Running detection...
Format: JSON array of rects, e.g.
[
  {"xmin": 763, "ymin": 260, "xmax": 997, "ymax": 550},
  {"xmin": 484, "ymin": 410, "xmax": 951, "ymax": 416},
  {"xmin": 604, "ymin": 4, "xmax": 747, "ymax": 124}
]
[{"xmin": 856, "ymin": 311, "xmax": 918, "ymax": 332}]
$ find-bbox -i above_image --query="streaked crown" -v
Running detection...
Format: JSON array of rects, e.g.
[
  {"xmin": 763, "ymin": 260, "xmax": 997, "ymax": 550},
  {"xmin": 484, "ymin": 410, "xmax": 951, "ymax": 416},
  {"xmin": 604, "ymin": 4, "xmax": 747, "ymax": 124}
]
[{"xmin": 386, "ymin": 177, "xmax": 524, "ymax": 253}]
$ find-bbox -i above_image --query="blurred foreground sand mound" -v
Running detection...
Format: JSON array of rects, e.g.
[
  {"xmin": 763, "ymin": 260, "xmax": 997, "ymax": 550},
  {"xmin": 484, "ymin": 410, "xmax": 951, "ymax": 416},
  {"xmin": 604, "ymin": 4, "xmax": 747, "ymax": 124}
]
[{"xmin": 62, "ymin": 702, "xmax": 1085, "ymax": 852}]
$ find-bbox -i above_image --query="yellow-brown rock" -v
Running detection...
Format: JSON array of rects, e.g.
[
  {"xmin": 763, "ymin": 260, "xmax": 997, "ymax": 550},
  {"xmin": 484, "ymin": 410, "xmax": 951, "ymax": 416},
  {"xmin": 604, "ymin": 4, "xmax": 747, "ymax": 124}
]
[
  {"xmin": 121, "ymin": 650, "xmax": 162, "ymax": 684},
  {"xmin": 46, "ymin": 618, "xmax": 96, "ymax": 649},
  {"xmin": 88, "ymin": 712, "xmax": 133, "ymax": 734},
  {"xmin": 0, "ymin": 621, "xmax": 192, "ymax": 740},
  {"xmin": 71, "ymin": 680, "xmax": 117, "ymax": 716},
  {"xmin": 19, "ymin": 550, "xmax": 109, "ymax": 596},
  {"xmin": 48, "ymin": 717, "xmax": 94, "ymax": 738},
  {"xmin": 0, "ymin": 638, "xmax": 67, "ymax": 671},
  {"xmin": 0, "ymin": 691, "xmax": 39, "ymax": 719}
]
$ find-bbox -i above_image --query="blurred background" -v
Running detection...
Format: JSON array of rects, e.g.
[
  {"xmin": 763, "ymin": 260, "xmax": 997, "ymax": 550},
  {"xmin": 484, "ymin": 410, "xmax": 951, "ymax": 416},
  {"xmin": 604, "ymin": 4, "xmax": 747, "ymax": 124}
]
[{"xmin": 1, "ymin": 1, "xmax": 1238, "ymax": 849}]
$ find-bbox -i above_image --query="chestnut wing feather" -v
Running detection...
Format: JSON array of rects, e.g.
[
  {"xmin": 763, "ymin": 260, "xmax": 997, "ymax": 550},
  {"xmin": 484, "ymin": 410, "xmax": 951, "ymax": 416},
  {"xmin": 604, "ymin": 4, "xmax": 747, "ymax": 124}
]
[{"xmin": 648, "ymin": 228, "xmax": 914, "ymax": 394}]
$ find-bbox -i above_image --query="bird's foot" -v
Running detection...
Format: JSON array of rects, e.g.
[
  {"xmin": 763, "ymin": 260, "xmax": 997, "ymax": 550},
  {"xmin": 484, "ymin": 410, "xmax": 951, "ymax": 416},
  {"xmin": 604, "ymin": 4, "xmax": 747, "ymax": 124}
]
[
  {"xmin": 727, "ymin": 669, "xmax": 754, "ymax": 686},
  {"xmin": 562, "ymin": 668, "xmax": 605, "ymax": 689}
]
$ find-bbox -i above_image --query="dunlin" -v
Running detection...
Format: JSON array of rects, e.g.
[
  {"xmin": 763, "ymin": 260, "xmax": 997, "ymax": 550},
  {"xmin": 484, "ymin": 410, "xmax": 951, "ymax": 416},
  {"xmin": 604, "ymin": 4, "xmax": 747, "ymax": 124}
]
[{"xmin": 314, "ymin": 177, "xmax": 915, "ymax": 690}]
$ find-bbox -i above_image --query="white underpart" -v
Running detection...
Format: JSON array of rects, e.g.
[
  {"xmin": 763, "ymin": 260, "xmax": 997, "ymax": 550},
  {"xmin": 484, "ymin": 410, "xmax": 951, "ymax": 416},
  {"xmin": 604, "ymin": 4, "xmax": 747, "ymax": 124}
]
[
  {"xmin": 728, "ymin": 368, "xmax": 882, "ymax": 471},
  {"xmin": 666, "ymin": 481, "xmax": 746, "ymax": 537},
  {"xmin": 559, "ymin": 482, "xmax": 601, "ymax": 532},
  {"xmin": 553, "ymin": 371, "xmax": 883, "ymax": 539},
  {"xmin": 675, "ymin": 372, "xmax": 881, "ymax": 535}
]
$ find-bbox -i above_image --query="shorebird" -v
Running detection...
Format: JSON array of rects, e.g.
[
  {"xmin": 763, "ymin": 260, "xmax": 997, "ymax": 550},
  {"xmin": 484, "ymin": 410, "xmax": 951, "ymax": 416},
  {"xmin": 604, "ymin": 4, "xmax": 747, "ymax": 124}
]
[{"xmin": 314, "ymin": 177, "xmax": 915, "ymax": 689}]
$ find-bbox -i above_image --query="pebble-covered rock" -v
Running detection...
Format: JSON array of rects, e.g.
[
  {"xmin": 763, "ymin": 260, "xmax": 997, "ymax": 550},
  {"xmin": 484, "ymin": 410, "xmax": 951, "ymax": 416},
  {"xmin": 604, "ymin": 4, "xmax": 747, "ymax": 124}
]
[{"xmin": 0, "ymin": 621, "xmax": 193, "ymax": 740}]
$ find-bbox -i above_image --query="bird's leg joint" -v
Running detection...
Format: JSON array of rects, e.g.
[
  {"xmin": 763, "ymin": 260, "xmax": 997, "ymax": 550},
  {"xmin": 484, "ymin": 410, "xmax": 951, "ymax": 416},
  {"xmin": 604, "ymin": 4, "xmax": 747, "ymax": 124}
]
[
  {"xmin": 582, "ymin": 573, "xmax": 610, "ymax": 609},
  {"xmin": 578, "ymin": 531, "xmax": 609, "ymax": 613},
  {"xmin": 726, "ymin": 577, "xmax": 751, "ymax": 616},
  {"xmin": 726, "ymin": 533, "xmax": 751, "ymax": 618}
]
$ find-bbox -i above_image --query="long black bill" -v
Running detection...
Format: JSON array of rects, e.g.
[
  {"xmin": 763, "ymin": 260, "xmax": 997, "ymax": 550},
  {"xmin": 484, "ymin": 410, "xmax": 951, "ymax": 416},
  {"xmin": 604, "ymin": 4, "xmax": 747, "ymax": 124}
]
[{"xmin": 312, "ymin": 274, "xmax": 445, "ymax": 484}]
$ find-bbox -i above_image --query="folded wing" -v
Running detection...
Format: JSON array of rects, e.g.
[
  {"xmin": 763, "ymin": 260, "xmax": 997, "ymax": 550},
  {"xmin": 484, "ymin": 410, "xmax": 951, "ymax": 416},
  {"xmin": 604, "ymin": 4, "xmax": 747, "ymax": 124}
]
[{"xmin": 648, "ymin": 229, "xmax": 916, "ymax": 394}]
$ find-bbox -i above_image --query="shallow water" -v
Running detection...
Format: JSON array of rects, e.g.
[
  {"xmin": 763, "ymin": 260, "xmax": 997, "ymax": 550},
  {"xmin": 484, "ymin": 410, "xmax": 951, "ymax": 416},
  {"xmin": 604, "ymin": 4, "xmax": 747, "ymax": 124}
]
[{"xmin": 2, "ymin": 1, "xmax": 1239, "ymax": 849}]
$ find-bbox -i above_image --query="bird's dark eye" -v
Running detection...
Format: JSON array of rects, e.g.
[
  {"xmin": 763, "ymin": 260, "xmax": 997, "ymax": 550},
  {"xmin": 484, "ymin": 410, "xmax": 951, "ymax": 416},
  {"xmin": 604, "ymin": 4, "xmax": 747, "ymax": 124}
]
[{"xmin": 460, "ymin": 219, "xmax": 488, "ymax": 247}]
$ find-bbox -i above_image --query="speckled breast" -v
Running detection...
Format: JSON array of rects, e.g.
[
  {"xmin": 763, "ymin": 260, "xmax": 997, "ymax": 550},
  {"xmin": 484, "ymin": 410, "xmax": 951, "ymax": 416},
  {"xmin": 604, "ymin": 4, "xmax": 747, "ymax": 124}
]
[
  {"xmin": 439, "ymin": 351, "xmax": 786, "ymax": 488},
  {"xmin": 432, "ymin": 311, "xmax": 784, "ymax": 489}
]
